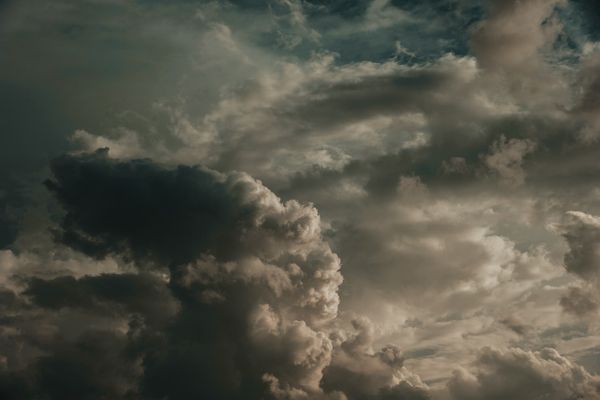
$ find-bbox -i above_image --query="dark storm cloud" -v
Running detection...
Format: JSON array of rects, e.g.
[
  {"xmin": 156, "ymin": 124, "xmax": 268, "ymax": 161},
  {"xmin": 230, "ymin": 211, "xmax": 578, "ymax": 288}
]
[
  {"xmin": 46, "ymin": 149, "xmax": 257, "ymax": 266},
  {"xmin": 0, "ymin": 152, "xmax": 360, "ymax": 400},
  {"xmin": 30, "ymin": 152, "xmax": 438, "ymax": 400},
  {"xmin": 0, "ymin": 177, "xmax": 22, "ymax": 249},
  {"xmin": 25, "ymin": 273, "xmax": 179, "ymax": 325},
  {"xmin": 0, "ymin": 329, "xmax": 141, "ymax": 400}
]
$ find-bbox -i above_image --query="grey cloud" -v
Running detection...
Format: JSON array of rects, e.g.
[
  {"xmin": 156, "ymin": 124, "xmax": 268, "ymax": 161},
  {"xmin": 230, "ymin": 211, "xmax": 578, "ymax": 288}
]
[
  {"xmin": 329, "ymin": 194, "xmax": 552, "ymax": 308},
  {"xmin": 499, "ymin": 316, "xmax": 531, "ymax": 336},
  {"xmin": 86, "ymin": 52, "xmax": 503, "ymax": 188},
  {"xmin": 560, "ymin": 211, "xmax": 600, "ymax": 281},
  {"xmin": 468, "ymin": 0, "xmax": 573, "ymax": 116},
  {"xmin": 0, "ymin": 152, "xmax": 348, "ymax": 399},
  {"xmin": 375, "ymin": 383, "xmax": 431, "ymax": 400},
  {"xmin": 481, "ymin": 136, "xmax": 537, "ymax": 187},
  {"xmin": 571, "ymin": 48, "xmax": 600, "ymax": 142},
  {"xmin": 4, "ymin": 0, "xmax": 600, "ymax": 399},
  {"xmin": 447, "ymin": 347, "xmax": 600, "ymax": 400},
  {"xmin": 322, "ymin": 317, "xmax": 429, "ymax": 400},
  {"xmin": 45, "ymin": 148, "xmax": 256, "ymax": 266},
  {"xmin": 24, "ymin": 273, "xmax": 179, "ymax": 326},
  {"xmin": 560, "ymin": 285, "xmax": 599, "ymax": 317},
  {"xmin": 0, "ymin": 329, "xmax": 141, "ymax": 400},
  {"xmin": 471, "ymin": 0, "xmax": 566, "ymax": 71}
]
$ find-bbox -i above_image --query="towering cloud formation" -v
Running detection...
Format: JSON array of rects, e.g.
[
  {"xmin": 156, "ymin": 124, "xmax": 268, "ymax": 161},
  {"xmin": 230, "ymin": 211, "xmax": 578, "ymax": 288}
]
[
  {"xmin": 0, "ymin": 151, "xmax": 327, "ymax": 398},
  {"xmin": 42, "ymin": 150, "xmax": 344, "ymax": 399},
  {"xmin": 0, "ymin": 151, "xmax": 431, "ymax": 399}
]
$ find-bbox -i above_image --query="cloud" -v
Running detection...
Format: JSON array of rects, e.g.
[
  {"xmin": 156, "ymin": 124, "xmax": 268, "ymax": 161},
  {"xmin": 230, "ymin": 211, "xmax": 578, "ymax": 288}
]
[
  {"xmin": 499, "ymin": 316, "xmax": 531, "ymax": 336},
  {"xmin": 555, "ymin": 211, "xmax": 600, "ymax": 319},
  {"xmin": 4, "ymin": 1, "xmax": 600, "ymax": 399},
  {"xmin": 482, "ymin": 135, "xmax": 537, "ymax": 187},
  {"xmin": 322, "ymin": 317, "xmax": 430, "ymax": 400},
  {"xmin": 24, "ymin": 273, "xmax": 179, "ymax": 326},
  {"xmin": 46, "ymin": 148, "xmax": 258, "ymax": 266},
  {"xmin": 80, "ymin": 52, "xmax": 500, "ymax": 186},
  {"xmin": 468, "ymin": 0, "xmax": 572, "ymax": 114},
  {"xmin": 447, "ymin": 347, "xmax": 600, "ymax": 400},
  {"xmin": 560, "ymin": 211, "xmax": 600, "ymax": 281},
  {"xmin": 0, "ymin": 151, "xmax": 349, "ymax": 399},
  {"xmin": 332, "ymin": 191, "xmax": 558, "ymax": 309},
  {"xmin": 560, "ymin": 285, "xmax": 599, "ymax": 317},
  {"xmin": 0, "ymin": 329, "xmax": 142, "ymax": 400},
  {"xmin": 471, "ymin": 0, "xmax": 566, "ymax": 72},
  {"xmin": 572, "ymin": 46, "xmax": 600, "ymax": 142},
  {"xmin": 0, "ymin": 151, "xmax": 439, "ymax": 400}
]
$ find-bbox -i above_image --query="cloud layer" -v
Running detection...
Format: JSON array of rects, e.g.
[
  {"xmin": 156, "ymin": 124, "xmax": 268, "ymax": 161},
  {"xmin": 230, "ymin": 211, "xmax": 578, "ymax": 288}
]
[{"xmin": 2, "ymin": 0, "xmax": 600, "ymax": 399}]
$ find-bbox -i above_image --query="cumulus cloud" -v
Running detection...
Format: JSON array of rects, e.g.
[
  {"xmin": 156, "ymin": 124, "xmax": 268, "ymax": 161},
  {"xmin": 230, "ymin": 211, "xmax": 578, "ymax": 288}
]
[
  {"xmin": 322, "ymin": 317, "xmax": 430, "ymax": 400},
  {"xmin": 447, "ymin": 347, "xmax": 600, "ymax": 400},
  {"xmin": 333, "ymin": 192, "xmax": 558, "ymax": 309},
  {"xmin": 0, "ymin": 151, "xmax": 349, "ymax": 399},
  {"xmin": 0, "ymin": 151, "xmax": 447, "ymax": 400},
  {"xmin": 482, "ymin": 135, "xmax": 537, "ymax": 187}
]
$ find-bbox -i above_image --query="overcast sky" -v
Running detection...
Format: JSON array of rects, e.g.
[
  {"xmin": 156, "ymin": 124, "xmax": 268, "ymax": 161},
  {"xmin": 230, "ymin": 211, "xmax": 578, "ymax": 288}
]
[{"xmin": 2, "ymin": 0, "xmax": 600, "ymax": 399}]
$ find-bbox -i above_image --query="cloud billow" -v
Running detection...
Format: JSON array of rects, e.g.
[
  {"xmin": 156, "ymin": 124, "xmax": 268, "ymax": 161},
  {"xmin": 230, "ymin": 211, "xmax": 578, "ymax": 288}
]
[{"xmin": 2, "ymin": 151, "xmax": 435, "ymax": 399}]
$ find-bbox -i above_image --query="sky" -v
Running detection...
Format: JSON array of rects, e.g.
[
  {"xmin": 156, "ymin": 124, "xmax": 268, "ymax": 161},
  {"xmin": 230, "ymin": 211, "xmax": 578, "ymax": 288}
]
[{"xmin": 1, "ymin": 0, "xmax": 600, "ymax": 399}]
